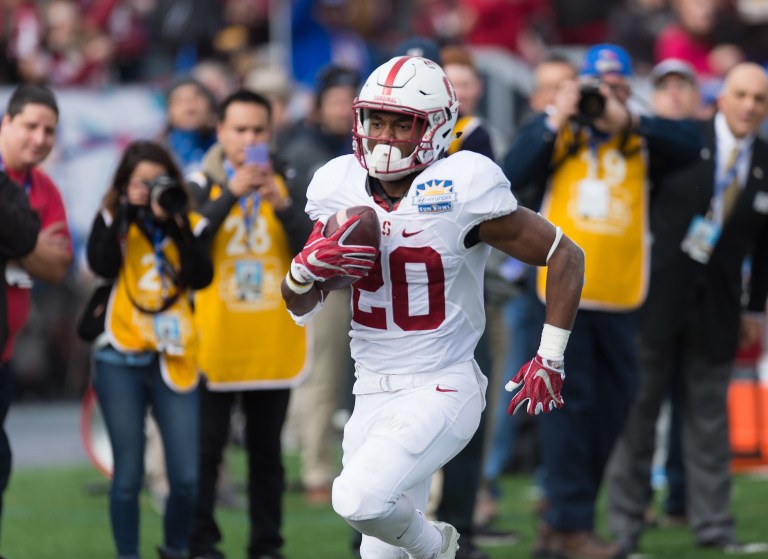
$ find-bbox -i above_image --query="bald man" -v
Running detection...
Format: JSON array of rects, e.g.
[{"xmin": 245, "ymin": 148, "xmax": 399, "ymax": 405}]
[{"xmin": 607, "ymin": 62, "xmax": 768, "ymax": 555}]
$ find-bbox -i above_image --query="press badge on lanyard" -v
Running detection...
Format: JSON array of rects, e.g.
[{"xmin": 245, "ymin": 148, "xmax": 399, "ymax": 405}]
[
  {"xmin": 234, "ymin": 260, "xmax": 263, "ymax": 301},
  {"xmin": 577, "ymin": 138, "xmax": 610, "ymax": 220},
  {"xmin": 154, "ymin": 313, "xmax": 183, "ymax": 355},
  {"xmin": 681, "ymin": 147, "xmax": 745, "ymax": 264},
  {"xmin": 681, "ymin": 216, "xmax": 720, "ymax": 264},
  {"xmin": 577, "ymin": 178, "xmax": 610, "ymax": 220}
]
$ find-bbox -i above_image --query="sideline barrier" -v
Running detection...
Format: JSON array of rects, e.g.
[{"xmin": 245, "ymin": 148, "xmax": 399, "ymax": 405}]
[{"xmin": 729, "ymin": 339, "xmax": 768, "ymax": 472}]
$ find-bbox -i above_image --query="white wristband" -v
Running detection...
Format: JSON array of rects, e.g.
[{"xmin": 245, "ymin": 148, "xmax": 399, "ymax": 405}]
[
  {"xmin": 285, "ymin": 271, "xmax": 314, "ymax": 295},
  {"xmin": 538, "ymin": 323, "xmax": 570, "ymax": 361}
]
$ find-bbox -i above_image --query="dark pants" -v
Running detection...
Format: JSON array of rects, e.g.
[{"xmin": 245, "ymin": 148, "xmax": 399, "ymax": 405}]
[
  {"xmin": 190, "ymin": 384, "xmax": 291, "ymax": 558},
  {"xmin": 0, "ymin": 362, "xmax": 11, "ymax": 543},
  {"xmin": 665, "ymin": 371, "xmax": 687, "ymax": 517},
  {"xmin": 538, "ymin": 310, "xmax": 638, "ymax": 531},
  {"xmin": 607, "ymin": 333, "xmax": 734, "ymax": 545}
]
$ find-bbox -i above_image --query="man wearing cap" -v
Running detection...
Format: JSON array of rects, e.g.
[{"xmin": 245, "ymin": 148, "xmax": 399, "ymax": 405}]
[
  {"xmin": 607, "ymin": 62, "xmax": 768, "ymax": 555},
  {"xmin": 504, "ymin": 44, "xmax": 703, "ymax": 559},
  {"xmin": 649, "ymin": 59, "xmax": 701, "ymax": 120}
]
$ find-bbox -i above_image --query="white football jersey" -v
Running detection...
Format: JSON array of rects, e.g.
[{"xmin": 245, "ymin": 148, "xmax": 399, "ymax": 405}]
[{"xmin": 306, "ymin": 151, "xmax": 517, "ymax": 375}]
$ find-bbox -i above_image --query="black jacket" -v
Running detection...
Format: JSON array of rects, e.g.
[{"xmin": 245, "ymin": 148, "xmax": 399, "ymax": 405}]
[
  {"xmin": 503, "ymin": 113, "xmax": 704, "ymax": 199},
  {"xmin": 0, "ymin": 172, "xmax": 40, "ymax": 351},
  {"xmin": 639, "ymin": 119, "xmax": 768, "ymax": 362},
  {"xmin": 86, "ymin": 204, "xmax": 213, "ymax": 291}
]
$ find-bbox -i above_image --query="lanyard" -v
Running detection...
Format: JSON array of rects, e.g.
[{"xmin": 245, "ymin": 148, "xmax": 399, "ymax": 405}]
[
  {"xmin": 149, "ymin": 222, "xmax": 171, "ymax": 298},
  {"xmin": 585, "ymin": 129, "xmax": 609, "ymax": 179},
  {"xmin": 224, "ymin": 160, "xmax": 260, "ymax": 249},
  {"xmin": 714, "ymin": 145, "xmax": 748, "ymax": 199},
  {"xmin": 239, "ymin": 194, "xmax": 260, "ymax": 249}
]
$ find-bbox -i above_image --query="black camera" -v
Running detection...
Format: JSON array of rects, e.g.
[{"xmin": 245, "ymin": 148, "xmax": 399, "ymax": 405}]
[
  {"xmin": 577, "ymin": 79, "xmax": 606, "ymax": 122},
  {"xmin": 147, "ymin": 176, "xmax": 187, "ymax": 215}
]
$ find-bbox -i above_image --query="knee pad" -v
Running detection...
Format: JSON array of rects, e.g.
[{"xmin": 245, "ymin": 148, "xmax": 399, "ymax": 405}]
[{"xmin": 332, "ymin": 475, "xmax": 393, "ymax": 522}]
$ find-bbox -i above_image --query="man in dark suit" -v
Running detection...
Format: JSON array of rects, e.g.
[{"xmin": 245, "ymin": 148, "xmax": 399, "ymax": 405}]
[{"xmin": 607, "ymin": 62, "xmax": 768, "ymax": 555}]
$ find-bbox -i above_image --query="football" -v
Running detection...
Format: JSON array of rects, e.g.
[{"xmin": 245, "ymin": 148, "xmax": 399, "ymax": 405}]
[{"xmin": 319, "ymin": 205, "xmax": 381, "ymax": 291}]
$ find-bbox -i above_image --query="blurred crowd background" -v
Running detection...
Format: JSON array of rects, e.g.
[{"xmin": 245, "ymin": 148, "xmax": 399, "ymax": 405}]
[{"xmin": 2, "ymin": 0, "xmax": 766, "ymax": 405}]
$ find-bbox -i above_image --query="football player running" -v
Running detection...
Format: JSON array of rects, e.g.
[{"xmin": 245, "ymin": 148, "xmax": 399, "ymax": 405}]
[{"xmin": 281, "ymin": 56, "xmax": 585, "ymax": 559}]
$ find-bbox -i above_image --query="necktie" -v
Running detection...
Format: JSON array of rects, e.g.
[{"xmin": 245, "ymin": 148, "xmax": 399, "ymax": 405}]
[{"xmin": 721, "ymin": 145, "xmax": 742, "ymax": 222}]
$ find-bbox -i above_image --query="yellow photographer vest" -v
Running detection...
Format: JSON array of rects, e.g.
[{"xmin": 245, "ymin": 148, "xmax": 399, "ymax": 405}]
[
  {"xmin": 447, "ymin": 115, "xmax": 481, "ymax": 155},
  {"xmin": 537, "ymin": 126, "xmax": 650, "ymax": 310},
  {"xmin": 194, "ymin": 178, "xmax": 309, "ymax": 390},
  {"xmin": 105, "ymin": 214, "xmax": 204, "ymax": 392}
]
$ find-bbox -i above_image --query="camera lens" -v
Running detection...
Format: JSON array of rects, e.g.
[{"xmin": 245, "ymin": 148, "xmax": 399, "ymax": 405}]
[
  {"xmin": 577, "ymin": 81, "xmax": 606, "ymax": 121},
  {"xmin": 149, "ymin": 176, "xmax": 187, "ymax": 215}
]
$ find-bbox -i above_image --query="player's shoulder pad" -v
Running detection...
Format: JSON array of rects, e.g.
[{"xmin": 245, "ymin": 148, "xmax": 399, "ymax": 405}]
[
  {"xmin": 306, "ymin": 155, "xmax": 359, "ymax": 200},
  {"xmin": 424, "ymin": 152, "xmax": 517, "ymax": 231},
  {"xmin": 430, "ymin": 151, "xmax": 511, "ymax": 201},
  {"xmin": 306, "ymin": 155, "xmax": 365, "ymax": 220}
]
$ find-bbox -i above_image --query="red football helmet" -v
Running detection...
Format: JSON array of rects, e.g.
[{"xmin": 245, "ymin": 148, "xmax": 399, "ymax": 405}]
[{"xmin": 353, "ymin": 56, "xmax": 460, "ymax": 181}]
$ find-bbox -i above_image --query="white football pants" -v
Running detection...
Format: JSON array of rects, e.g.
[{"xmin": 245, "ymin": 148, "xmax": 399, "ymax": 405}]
[{"xmin": 332, "ymin": 360, "xmax": 485, "ymax": 559}]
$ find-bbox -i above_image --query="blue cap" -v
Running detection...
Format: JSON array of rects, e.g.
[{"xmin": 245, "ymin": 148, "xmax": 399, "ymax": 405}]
[
  {"xmin": 392, "ymin": 37, "xmax": 441, "ymax": 64},
  {"xmin": 580, "ymin": 44, "xmax": 633, "ymax": 78}
]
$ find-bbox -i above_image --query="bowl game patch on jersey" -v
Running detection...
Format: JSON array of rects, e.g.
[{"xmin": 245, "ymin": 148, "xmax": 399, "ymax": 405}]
[{"xmin": 413, "ymin": 179, "xmax": 456, "ymax": 213}]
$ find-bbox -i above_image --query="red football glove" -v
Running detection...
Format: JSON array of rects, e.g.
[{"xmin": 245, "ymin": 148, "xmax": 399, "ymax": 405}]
[
  {"xmin": 290, "ymin": 218, "xmax": 377, "ymax": 284},
  {"xmin": 506, "ymin": 354, "xmax": 565, "ymax": 415}
]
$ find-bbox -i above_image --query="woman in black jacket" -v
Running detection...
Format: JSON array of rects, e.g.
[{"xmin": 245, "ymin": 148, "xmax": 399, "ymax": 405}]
[{"xmin": 86, "ymin": 140, "xmax": 212, "ymax": 559}]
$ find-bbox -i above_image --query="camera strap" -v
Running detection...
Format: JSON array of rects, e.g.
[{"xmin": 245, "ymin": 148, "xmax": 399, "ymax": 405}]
[
  {"xmin": 549, "ymin": 122, "xmax": 586, "ymax": 175},
  {"xmin": 549, "ymin": 124, "xmax": 637, "ymax": 176},
  {"xmin": 121, "ymin": 219, "xmax": 182, "ymax": 315}
]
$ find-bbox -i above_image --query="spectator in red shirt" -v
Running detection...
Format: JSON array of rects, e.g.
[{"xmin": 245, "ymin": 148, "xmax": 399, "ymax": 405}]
[
  {"xmin": 18, "ymin": 0, "xmax": 114, "ymax": 87},
  {"xmin": 655, "ymin": 0, "xmax": 744, "ymax": 79},
  {"xmin": 82, "ymin": 0, "xmax": 151, "ymax": 82},
  {"xmin": 0, "ymin": 83, "xmax": 70, "ymax": 558},
  {"xmin": 0, "ymin": 84, "xmax": 73, "ymax": 365},
  {"xmin": 458, "ymin": 0, "xmax": 553, "ymax": 64}
]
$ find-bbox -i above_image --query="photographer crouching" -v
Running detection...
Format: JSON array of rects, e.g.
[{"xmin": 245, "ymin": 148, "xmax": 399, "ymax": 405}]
[
  {"xmin": 83, "ymin": 140, "xmax": 213, "ymax": 559},
  {"xmin": 501, "ymin": 45, "xmax": 704, "ymax": 559}
]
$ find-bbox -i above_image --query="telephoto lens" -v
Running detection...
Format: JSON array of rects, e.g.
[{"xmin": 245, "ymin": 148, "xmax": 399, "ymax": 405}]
[
  {"xmin": 148, "ymin": 176, "xmax": 187, "ymax": 215},
  {"xmin": 577, "ymin": 79, "xmax": 606, "ymax": 122}
]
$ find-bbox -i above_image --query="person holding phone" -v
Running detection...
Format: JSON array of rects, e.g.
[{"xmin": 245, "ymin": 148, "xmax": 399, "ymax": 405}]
[{"xmin": 186, "ymin": 89, "xmax": 313, "ymax": 559}]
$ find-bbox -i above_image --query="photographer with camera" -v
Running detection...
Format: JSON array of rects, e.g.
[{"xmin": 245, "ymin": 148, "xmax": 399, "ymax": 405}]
[
  {"xmin": 502, "ymin": 44, "xmax": 704, "ymax": 559},
  {"xmin": 85, "ymin": 140, "xmax": 213, "ymax": 559}
]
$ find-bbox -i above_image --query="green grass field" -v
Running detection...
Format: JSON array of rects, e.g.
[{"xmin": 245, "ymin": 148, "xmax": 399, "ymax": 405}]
[{"xmin": 2, "ymin": 450, "xmax": 768, "ymax": 558}]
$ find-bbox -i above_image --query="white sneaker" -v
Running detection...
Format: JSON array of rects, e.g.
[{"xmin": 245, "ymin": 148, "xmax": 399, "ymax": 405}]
[{"xmin": 430, "ymin": 521, "xmax": 460, "ymax": 559}]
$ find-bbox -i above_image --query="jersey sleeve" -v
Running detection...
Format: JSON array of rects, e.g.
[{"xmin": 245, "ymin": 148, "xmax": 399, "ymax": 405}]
[
  {"xmin": 457, "ymin": 151, "xmax": 518, "ymax": 229},
  {"xmin": 305, "ymin": 155, "xmax": 359, "ymax": 223}
]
